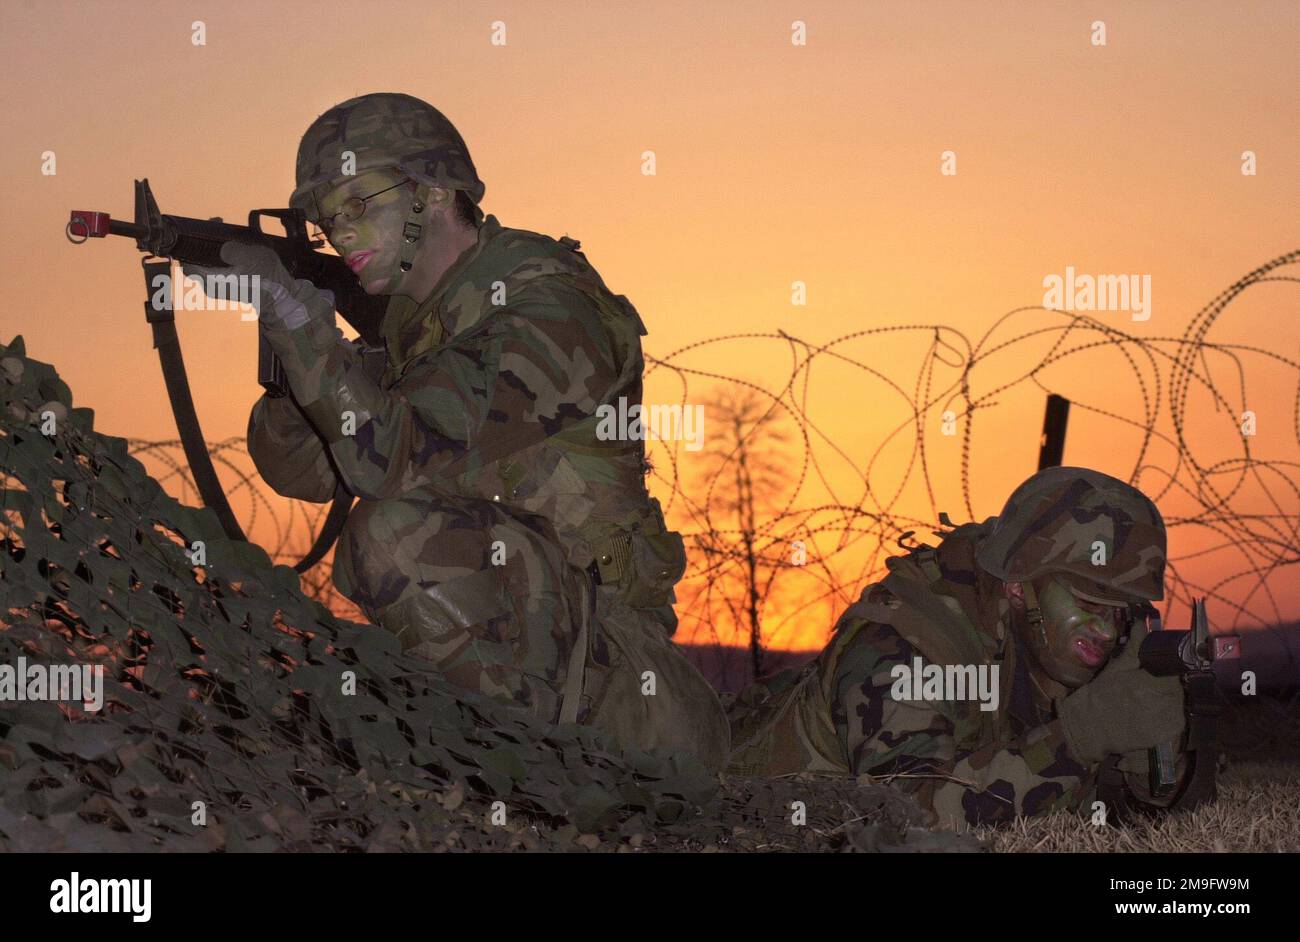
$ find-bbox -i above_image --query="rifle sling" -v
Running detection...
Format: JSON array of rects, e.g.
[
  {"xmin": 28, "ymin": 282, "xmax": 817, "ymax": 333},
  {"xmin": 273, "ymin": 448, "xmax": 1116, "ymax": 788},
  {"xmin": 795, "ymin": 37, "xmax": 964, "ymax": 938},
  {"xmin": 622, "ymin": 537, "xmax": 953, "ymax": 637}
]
[
  {"xmin": 144, "ymin": 258, "xmax": 246, "ymax": 542},
  {"xmin": 143, "ymin": 258, "xmax": 350, "ymax": 569}
]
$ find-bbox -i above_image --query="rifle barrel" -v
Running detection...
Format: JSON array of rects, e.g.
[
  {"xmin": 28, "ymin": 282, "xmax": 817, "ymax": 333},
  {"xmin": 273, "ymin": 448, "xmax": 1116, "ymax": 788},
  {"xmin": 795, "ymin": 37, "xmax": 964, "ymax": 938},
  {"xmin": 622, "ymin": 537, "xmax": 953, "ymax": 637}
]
[{"xmin": 108, "ymin": 219, "xmax": 147, "ymax": 239}]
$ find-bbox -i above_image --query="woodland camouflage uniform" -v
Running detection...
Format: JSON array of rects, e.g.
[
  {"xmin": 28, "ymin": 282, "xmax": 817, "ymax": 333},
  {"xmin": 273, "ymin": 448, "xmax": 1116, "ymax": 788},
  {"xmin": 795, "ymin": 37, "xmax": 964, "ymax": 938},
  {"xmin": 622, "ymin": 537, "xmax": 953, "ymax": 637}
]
[
  {"xmin": 728, "ymin": 467, "xmax": 1173, "ymax": 827},
  {"xmin": 248, "ymin": 93, "xmax": 729, "ymax": 770}
]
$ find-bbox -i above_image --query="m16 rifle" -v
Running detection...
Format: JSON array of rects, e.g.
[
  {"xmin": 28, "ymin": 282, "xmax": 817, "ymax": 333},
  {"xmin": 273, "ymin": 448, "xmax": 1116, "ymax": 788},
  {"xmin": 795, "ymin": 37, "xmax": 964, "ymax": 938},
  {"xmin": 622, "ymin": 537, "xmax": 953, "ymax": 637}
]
[
  {"xmin": 1098, "ymin": 598, "xmax": 1241, "ymax": 819},
  {"xmin": 66, "ymin": 179, "xmax": 385, "ymax": 569}
]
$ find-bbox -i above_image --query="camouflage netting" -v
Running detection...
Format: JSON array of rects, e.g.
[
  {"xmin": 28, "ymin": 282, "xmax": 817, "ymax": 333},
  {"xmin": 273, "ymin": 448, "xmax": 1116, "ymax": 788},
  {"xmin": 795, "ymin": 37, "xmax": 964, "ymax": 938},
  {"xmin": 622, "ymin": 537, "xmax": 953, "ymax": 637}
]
[{"xmin": 0, "ymin": 335, "xmax": 979, "ymax": 852}]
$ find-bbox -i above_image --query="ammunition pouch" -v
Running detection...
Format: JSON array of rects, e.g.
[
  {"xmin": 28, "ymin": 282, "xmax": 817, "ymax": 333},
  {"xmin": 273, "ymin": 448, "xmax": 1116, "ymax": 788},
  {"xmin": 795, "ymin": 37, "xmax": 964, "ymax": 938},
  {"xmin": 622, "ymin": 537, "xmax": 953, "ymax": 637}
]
[{"xmin": 589, "ymin": 498, "xmax": 686, "ymax": 611}]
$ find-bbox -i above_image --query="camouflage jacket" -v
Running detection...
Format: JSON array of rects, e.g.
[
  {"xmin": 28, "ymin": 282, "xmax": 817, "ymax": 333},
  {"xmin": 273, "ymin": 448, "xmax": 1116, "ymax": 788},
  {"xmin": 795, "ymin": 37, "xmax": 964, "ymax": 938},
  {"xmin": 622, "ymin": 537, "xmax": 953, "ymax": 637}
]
[
  {"xmin": 248, "ymin": 214, "xmax": 660, "ymax": 573},
  {"xmin": 728, "ymin": 523, "xmax": 1104, "ymax": 828}
]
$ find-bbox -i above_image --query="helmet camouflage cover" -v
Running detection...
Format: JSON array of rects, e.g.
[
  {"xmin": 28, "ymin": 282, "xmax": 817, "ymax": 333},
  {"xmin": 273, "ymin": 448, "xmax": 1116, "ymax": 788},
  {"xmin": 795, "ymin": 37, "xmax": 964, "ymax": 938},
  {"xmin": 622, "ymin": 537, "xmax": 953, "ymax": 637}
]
[
  {"xmin": 289, "ymin": 92, "xmax": 485, "ymax": 223},
  {"xmin": 974, "ymin": 466, "xmax": 1167, "ymax": 603}
]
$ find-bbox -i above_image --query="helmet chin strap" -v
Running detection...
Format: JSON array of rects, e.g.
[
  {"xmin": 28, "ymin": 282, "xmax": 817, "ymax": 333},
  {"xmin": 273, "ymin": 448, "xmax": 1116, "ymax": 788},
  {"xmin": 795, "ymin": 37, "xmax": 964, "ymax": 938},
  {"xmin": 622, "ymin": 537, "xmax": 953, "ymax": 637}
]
[
  {"xmin": 382, "ymin": 181, "xmax": 431, "ymax": 296},
  {"xmin": 1020, "ymin": 579, "xmax": 1048, "ymax": 647}
]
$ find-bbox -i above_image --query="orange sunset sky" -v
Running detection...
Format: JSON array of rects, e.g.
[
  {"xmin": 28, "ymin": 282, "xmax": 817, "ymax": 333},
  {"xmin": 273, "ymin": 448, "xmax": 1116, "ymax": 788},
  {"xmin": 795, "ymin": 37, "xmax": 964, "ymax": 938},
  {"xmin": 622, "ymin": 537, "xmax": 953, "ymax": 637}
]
[{"xmin": 2, "ymin": 0, "xmax": 1298, "ymax": 650}]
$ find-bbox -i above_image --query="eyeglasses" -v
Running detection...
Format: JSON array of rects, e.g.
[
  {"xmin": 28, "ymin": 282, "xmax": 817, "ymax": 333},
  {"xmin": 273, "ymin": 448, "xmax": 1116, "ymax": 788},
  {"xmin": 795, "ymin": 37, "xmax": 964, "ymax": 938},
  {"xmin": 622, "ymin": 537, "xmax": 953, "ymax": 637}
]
[{"xmin": 316, "ymin": 179, "xmax": 410, "ymax": 234}]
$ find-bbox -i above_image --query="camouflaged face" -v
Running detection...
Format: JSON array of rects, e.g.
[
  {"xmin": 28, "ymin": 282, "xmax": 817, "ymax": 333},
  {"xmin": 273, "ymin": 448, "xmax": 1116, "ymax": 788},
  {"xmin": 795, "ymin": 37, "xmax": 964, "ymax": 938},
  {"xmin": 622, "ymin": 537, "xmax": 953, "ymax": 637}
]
[
  {"xmin": 974, "ymin": 466, "xmax": 1166, "ymax": 602},
  {"xmin": 290, "ymin": 92, "xmax": 484, "ymax": 222}
]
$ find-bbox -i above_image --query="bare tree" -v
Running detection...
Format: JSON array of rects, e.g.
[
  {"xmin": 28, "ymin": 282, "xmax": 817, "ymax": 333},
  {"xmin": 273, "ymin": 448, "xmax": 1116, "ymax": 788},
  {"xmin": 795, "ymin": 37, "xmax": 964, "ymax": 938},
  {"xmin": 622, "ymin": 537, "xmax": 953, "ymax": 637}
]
[{"xmin": 693, "ymin": 386, "xmax": 791, "ymax": 684}]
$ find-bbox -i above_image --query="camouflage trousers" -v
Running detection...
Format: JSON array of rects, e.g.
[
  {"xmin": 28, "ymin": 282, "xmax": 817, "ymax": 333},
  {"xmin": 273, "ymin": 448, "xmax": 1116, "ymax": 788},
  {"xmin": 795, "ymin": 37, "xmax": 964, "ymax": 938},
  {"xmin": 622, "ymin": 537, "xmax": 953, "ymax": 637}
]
[
  {"xmin": 331, "ymin": 488, "xmax": 732, "ymax": 771},
  {"xmin": 333, "ymin": 489, "xmax": 585, "ymax": 724}
]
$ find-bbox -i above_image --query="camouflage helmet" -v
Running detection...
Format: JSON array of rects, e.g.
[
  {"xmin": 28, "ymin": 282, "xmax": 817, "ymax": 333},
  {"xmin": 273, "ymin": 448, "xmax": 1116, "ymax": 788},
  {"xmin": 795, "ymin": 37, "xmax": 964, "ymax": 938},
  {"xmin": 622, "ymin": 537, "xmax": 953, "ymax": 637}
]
[
  {"xmin": 974, "ymin": 466, "xmax": 1166, "ymax": 603},
  {"xmin": 289, "ymin": 92, "xmax": 485, "ymax": 223}
]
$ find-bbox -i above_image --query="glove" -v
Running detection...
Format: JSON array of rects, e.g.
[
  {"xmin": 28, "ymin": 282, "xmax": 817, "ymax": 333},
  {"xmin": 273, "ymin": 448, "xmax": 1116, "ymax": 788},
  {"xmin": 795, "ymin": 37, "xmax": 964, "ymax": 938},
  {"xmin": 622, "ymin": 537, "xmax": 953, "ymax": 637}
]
[
  {"xmin": 183, "ymin": 242, "xmax": 336, "ymax": 331},
  {"xmin": 1055, "ymin": 621, "xmax": 1187, "ymax": 763}
]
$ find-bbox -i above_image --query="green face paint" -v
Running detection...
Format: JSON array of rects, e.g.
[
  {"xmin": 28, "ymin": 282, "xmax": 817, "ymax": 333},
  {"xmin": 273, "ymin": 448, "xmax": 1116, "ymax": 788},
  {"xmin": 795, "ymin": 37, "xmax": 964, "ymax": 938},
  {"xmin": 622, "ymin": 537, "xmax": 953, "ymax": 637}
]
[
  {"xmin": 313, "ymin": 169, "xmax": 420, "ymax": 296},
  {"xmin": 1020, "ymin": 575, "xmax": 1126, "ymax": 688}
]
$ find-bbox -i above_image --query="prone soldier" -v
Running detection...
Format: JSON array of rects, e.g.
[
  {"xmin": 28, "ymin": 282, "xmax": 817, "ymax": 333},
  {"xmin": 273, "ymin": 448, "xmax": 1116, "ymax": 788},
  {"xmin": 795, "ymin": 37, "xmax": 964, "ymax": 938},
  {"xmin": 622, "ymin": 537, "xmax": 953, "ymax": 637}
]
[{"xmin": 728, "ymin": 466, "xmax": 1189, "ymax": 826}]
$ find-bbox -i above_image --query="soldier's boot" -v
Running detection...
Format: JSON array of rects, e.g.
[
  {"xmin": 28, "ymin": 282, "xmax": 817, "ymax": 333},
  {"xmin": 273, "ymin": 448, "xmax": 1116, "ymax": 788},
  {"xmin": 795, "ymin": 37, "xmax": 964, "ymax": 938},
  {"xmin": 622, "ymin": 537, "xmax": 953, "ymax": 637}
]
[
  {"xmin": 578, "ymin": 585, "xmax": 732, "ymax": 773},
  {"xmin": 333, "ymin": 488, "xmax": 586, "ymax": 723}
]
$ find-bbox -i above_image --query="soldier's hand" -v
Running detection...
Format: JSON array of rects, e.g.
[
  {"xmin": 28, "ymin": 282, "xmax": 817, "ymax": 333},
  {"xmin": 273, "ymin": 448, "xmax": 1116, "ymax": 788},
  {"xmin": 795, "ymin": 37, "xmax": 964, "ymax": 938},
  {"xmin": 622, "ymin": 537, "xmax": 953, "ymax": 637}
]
[
  {"xmin": 1055, "ymin": 620, "xmax": 1186, "ymax": 763},
  {"xmin": 184, "ymin": 242, "xmax": 336, "ymax": 331}
]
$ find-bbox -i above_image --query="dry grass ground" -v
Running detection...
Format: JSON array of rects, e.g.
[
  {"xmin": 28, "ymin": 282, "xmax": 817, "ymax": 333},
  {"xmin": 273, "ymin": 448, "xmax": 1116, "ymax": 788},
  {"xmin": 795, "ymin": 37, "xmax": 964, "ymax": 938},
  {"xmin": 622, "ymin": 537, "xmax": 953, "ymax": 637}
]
[
  {"xmin": 974, "ymin": 760, "xmax": 1300, "ymax": 852},
  {"xmin": 974, "ymin": 696, "xmax": 1300, "ymax": 852}
]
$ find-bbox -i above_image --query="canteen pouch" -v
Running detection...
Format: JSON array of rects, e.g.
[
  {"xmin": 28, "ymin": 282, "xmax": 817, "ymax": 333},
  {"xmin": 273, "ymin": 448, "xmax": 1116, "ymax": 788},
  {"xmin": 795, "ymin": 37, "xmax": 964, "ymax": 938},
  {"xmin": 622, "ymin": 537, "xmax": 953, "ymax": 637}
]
[
  {"xmin": 591, "ymin": 499, "xmax": 687, "ymax": 610},
  {"xmin": 621, "ymin": 500, "xmax": 687, "ymax": 610}
]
